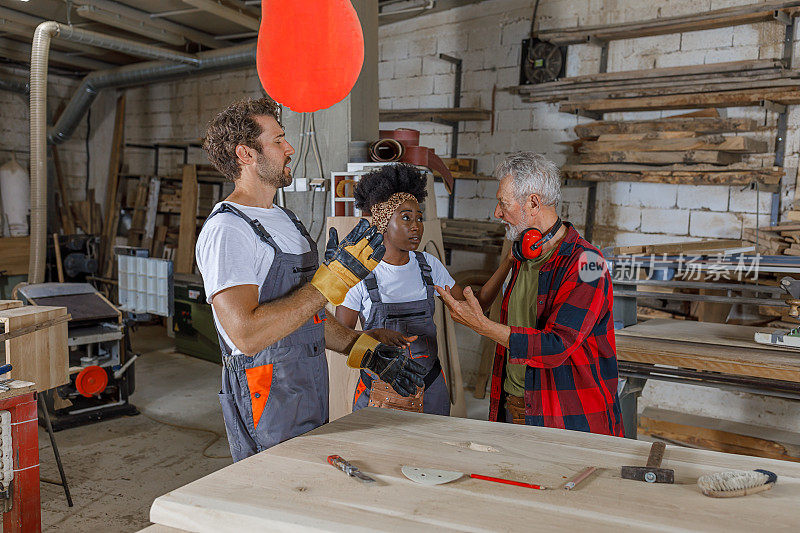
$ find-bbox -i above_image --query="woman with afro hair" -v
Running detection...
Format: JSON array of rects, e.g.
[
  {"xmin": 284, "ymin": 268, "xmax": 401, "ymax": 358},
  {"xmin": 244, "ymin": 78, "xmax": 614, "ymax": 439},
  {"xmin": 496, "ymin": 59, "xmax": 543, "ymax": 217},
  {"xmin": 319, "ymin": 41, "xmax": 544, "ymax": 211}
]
[{"xmin": 336, "ymin": 163, "xmax": 514, "ymax": 415}]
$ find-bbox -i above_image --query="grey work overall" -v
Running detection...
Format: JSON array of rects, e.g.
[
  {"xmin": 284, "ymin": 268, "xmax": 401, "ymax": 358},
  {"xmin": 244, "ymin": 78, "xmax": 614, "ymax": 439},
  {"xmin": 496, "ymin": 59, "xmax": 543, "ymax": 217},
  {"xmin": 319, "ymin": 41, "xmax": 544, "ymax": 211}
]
[
  {"xmin": 205, "ymin": 203, "xmax": 328, "ymax": 462},
  {"xmin": 353, "ymin": 252, "xmax": 450, "ymax": 416}
]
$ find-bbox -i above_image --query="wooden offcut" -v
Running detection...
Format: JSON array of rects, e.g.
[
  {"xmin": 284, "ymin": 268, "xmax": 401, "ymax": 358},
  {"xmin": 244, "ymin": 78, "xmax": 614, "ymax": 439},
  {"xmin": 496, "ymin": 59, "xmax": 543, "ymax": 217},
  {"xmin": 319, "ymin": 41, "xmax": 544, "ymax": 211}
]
[
  {"xmin": 0, "ymin": 301, "xmax": 22, "ymax": 311},
  {"xmin": 560, "ymin": 88, "xmax": 800, "ymax": 115},
  {"xmin": 0, "ymin": 237, "xmax": 30, "ymax": 276},
  {"xmin": 100, "ymin": 95, "xmax": 126, "ymax": 276},
  {"xmin": 574, "ymin": 117, "xmax": 759, "ymax": 137},
  {"xmin": 578, "ymin": 135, "xmax": 768, "ymax": 153},
  {"xmin": 0, "ymin": 305, "xmax": 69, "ymax": 392},
  {"xmin": 561, "ymin": 164, "xmax": 781, "ymax": 190},
  {"xmin": 51, "ymin": 146, "xmax": 76, "ymax": 235},
  {"xmin": 576, "ymin": 150, "xmax": 740, "ymax": 165},
  {"xmin": 175, "ymin": 164, "xmax": 199, "ymax": 274}
]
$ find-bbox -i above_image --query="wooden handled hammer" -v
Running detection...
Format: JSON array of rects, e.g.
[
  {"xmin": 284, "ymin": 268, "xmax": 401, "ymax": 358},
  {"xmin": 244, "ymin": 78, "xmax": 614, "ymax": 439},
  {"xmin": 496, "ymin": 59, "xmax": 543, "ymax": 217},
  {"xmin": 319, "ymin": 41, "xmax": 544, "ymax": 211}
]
[{"xmin": 620, "ymin": 442, "xmax": 674, "ymax": 484}]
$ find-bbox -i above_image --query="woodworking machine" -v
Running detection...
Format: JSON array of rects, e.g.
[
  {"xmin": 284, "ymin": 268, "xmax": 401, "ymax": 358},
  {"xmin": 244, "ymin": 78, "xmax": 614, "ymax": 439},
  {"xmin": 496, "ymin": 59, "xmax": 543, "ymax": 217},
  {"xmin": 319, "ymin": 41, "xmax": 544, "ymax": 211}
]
[{"xmin": 17, "ymin": 283, "xmax": 137, "ymax": 430}]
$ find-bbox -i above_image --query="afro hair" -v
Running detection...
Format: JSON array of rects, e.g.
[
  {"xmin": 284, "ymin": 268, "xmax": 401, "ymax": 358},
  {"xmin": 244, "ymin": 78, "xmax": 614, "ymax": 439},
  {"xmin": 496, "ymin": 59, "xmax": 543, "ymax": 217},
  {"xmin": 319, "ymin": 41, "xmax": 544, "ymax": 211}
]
[{"xmin": 353, "ymin": 163, "xmax": 428, "ymax": 213}]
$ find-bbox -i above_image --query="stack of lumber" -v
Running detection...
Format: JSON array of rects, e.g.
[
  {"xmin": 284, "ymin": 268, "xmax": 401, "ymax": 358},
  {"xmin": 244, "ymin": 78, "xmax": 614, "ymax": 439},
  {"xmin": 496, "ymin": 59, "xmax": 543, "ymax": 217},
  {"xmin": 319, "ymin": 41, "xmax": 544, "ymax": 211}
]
[
  {"xmin": 533, "ymin": 1, "xmax": 800, "ymax": 45},
  {"xmin": 743, "ymin": 222, "xmax": 800, "ymax": 256},
  {"xmin": 517, "ymin": 59, "xmax": 796, "ymax": 103},
  {"xmin": 563, "ymin": 110, "xmax": 782, "ymax": 190},
  {"xmin": 440, "ymin": 218, "xmax": 505, "ymax": 254}
]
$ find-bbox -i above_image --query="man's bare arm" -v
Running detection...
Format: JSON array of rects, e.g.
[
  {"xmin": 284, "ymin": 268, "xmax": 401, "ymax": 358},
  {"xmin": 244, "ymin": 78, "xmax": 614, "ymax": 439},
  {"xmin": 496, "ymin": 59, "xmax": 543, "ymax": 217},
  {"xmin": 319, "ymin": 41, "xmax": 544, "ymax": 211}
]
[
  {"xmin": 212, "ymin": 283, "xmax": 326, "ymax": 356},
  {"xmin": 324, "ymin": 314, "xmax": 362, "ymax": 354}
]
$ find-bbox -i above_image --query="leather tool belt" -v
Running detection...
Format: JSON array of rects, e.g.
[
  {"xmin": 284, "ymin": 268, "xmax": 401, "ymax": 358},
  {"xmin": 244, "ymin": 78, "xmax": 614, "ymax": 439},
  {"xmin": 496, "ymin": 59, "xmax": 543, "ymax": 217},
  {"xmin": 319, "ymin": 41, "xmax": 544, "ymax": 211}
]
[
  {"xmin": 505, "ymin": 394, "xmax": 526, "ymax": 425},
  {"xmin": 367, "ymin": 357, "xmax": 443, "ymax": 413},
  {"xmin": 368, "ymin": 378, "xmax": 424, "ymax": 412}
]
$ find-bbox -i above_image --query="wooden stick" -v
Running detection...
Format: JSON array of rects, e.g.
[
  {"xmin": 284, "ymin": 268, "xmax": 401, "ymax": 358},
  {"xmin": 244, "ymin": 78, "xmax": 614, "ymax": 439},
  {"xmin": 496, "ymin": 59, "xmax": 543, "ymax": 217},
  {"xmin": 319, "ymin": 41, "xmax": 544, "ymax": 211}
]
[
  {"xmin": 52, "ymin": 146, "xmax": 76, "ymax": 235},
  {"xmin": 564, "ymin": 466, "xmax": 598, "ymax": 490},
  {"xmin": 52, "ymin": 233, "xmax": 64, "ymax": 283}
]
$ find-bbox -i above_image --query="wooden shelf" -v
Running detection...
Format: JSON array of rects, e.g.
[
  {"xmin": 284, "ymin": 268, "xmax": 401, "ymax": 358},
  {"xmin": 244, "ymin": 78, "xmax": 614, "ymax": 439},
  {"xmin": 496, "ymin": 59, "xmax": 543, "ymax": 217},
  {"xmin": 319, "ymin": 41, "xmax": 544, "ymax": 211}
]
[
  {"xmin": 514, "ymin": 59, "xmax": 794, "ymax": 103},
  {"xmin": 561, "ymin": 163, "xmax": 782, "ymax": 191},
  {"xmin": 379, "ymin": 107, "xmax": 491, "ymax": 123},
  {"xmin": 534, "ymin": 1, "xmax": 800, "ymax": 45},
  {"xmin": 558, "ymin": 87, "xmax": 800, "ymax": 115}
]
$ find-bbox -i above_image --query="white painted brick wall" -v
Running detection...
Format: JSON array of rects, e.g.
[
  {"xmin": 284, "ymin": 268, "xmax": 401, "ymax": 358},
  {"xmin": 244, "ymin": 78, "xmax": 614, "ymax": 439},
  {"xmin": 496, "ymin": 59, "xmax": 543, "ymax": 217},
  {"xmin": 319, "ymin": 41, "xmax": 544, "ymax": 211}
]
[
  {"xmin": 677, "ymin": 185, "xmax": 730, "ymax": 211},
  {"xmin": 378, "ymin": 0, "xmax": 795, "ymax": 257},
  {"xmin": 689, "ymin": 210, "xmax": 742, "ymax": 238},
  {"xmin": 641, "ymin": 208, "xmax": 690, "ymax": 234}
]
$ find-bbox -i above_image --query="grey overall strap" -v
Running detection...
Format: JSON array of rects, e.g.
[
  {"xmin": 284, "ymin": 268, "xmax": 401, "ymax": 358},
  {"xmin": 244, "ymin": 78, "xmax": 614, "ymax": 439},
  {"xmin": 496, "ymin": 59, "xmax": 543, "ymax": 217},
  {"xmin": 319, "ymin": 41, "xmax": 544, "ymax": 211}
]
[
  {"xmin": 205, "ymin": 202, "xmax": 278, "ymax": 356},
  {"xmin": 363, "ymin": 272, "xmax": 382, "ymax": 305},
  {"xmin": 413, "ymin": 252, "xmax": 442, "ymax": 390},
  {"xmin": 414, "ymin": 252, "xmax": 436, "ymax": 314},
  {"xmin": 278, "ymin": 205, "xmax": 317, "ymax": 254},
  {"xmin": 206, "ymin": 202, "xmax": 274, "ymax": 245}
]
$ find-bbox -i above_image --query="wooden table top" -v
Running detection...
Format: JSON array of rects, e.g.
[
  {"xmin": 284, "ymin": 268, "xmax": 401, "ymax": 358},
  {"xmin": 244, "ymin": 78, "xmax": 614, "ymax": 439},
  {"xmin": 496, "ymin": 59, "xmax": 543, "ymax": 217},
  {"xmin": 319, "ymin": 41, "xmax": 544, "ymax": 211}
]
[
  {"xmin": 616, "ymin": 319, "xmax": 800, "ymax": 383},
  {"xmin": 149, "ymin": 408, "xmax": 800, "ymax": 532}
]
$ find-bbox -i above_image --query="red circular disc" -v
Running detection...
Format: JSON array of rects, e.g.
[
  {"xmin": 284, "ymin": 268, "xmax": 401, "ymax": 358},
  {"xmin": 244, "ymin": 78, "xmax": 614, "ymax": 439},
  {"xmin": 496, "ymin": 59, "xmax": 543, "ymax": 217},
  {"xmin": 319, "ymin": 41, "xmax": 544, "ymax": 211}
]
[{"xmin": 75, "ymin": 365, "xmax": 108, "ymax": 397}]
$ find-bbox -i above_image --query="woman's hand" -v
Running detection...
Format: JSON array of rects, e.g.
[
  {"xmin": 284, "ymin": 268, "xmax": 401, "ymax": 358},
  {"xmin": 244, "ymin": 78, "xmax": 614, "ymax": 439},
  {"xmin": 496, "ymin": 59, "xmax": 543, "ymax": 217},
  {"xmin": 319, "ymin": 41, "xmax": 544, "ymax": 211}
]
[{"xmin": 366, "ymin": 328, "xmax": 417, "ymax": 348}]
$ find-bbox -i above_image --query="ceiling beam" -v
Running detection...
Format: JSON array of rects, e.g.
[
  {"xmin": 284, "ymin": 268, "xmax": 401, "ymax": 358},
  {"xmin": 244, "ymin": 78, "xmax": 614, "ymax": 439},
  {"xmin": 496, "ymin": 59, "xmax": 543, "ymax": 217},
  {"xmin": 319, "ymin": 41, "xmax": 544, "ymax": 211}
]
[
  {"xmin": 0, "ymin": 37, "xmax": 114, "ymax": 71},
  {"xmin": 76, "ymin": 5, "xmax": 186, "ymax": 46},
  {"xmin": 72, "ymin": 0, "xmax": 232, "ymax": 49},
  {"xmin": 0, "ymin": 6, "xmax": 121, "ymax": 59},
  {"xmin": 181, "ymin": 0, "xmax": 260, "ymax": 31}
]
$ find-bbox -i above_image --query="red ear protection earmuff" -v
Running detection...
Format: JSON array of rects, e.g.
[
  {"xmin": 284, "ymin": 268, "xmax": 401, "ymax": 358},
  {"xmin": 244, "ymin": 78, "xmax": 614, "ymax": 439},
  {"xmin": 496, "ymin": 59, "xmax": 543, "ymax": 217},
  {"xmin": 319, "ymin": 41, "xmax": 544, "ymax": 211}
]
[{"xmin": 512, "ymin": 218, "xmax": 563, "ymax": 262}]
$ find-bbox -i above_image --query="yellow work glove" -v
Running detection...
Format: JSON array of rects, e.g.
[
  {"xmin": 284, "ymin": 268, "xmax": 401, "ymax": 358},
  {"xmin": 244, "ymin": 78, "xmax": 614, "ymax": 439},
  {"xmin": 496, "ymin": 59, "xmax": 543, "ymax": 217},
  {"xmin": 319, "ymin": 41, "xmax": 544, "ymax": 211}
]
[
  {"xmin": 347, "ymin": 334, "xmax": 427, "ymax": 397},
  {"xmin": 311, "ymin": 219, "xmax": 385, "ymax": 305}
]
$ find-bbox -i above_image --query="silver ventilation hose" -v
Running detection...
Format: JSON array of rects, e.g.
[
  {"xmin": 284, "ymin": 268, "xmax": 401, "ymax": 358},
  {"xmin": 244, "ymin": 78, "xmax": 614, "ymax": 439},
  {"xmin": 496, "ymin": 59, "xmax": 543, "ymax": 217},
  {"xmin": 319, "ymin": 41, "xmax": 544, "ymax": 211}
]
[
  {"xmin": 28, "ymin": 22, "xmax": 255, "ymax": 282},
  {"xmin": 28, "ymin": 22, "xmax": 58, "ymax": 284}
]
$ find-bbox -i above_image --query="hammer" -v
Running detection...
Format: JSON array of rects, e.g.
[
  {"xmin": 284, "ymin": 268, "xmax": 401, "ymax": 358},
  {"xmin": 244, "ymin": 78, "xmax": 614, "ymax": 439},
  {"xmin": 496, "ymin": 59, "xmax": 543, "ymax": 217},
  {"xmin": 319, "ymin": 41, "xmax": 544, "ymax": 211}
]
[{"xmin": 621, "ymin": 442, "xmax": 674, "ymax": 484}]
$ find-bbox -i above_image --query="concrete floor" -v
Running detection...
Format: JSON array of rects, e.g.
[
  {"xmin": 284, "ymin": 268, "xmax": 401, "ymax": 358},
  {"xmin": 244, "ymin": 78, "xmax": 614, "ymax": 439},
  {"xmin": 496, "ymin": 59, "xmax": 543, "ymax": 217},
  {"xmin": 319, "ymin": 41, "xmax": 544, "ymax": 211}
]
[{"xmin": 37, "ymin": 325, "xmax": 489, "ymax": 531}]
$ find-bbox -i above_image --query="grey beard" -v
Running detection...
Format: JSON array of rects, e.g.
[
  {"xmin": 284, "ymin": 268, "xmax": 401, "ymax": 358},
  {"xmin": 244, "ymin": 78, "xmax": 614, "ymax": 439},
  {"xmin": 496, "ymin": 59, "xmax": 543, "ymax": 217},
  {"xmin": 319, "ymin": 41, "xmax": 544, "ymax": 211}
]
[{"xmin": 504, "ymin": 221, "xmax": 528, "ymax": 241}]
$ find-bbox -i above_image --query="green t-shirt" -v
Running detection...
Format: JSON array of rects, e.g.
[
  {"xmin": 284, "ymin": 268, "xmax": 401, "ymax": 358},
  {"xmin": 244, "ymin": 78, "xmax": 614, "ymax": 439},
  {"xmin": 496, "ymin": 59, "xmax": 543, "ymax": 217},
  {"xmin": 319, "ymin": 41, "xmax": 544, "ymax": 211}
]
[{"xmin": 503, "ymin": 245, "xmax": 557, "ymax": 397}]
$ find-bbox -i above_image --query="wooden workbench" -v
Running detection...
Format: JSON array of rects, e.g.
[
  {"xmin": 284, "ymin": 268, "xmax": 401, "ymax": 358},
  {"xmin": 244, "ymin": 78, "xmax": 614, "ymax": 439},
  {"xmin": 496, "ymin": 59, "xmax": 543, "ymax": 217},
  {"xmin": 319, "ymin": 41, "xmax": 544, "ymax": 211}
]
[
  {"xmin": 148, "ymin": 408, "xmax": 800, "ymax": 531},
  {"xmin": 615, "ymin": 319, "xmax": 800, "ymax": 383}
]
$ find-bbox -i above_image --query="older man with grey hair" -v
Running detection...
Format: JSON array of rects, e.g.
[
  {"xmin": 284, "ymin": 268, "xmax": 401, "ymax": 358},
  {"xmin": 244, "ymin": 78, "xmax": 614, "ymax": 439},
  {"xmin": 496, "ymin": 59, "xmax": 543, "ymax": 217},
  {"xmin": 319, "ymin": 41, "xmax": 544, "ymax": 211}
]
[{"xmin": 437, "ymin": 152, "xmax": 624, "ymax": 437}]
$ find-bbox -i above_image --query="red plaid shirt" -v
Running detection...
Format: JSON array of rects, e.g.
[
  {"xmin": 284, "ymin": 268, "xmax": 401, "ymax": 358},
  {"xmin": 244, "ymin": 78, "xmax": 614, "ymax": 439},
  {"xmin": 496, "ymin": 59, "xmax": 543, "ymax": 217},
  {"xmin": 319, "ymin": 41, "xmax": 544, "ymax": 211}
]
[{"xmin": 489, "ymin": 223, "xmax": 624, "ymax": 437}]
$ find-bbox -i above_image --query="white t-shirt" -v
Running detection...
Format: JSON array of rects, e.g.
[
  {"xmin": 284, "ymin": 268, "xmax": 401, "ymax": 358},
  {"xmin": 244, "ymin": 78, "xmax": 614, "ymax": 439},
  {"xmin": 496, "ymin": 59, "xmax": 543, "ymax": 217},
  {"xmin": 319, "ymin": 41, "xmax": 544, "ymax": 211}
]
[
  {"xmin": 342, "ymin": 251, "xmax": 455, "ymax": 320},
  {"xmin": 195, "ymin": 201, "xmax": 311, "ymax": 355}
]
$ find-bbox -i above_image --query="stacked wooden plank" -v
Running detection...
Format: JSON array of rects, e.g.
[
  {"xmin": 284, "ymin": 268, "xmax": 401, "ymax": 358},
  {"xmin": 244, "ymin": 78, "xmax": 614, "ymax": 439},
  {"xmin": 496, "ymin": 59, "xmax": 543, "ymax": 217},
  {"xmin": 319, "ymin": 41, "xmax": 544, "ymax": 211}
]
[
  {"xmin": 440, "ymin": 218, "xmax": 505, "ymax": 254},
  {"xmin": 533, "ymin": 1, "xmax": 800, "ymax": 45},
  {"xmin": 743, "ymin": 222, "xmax": 800, "ymax": 256},
  {"xmin": 517, "ymin": 59, "xmax": 794, "ymax": 103},
  {"xmin": 563, "ymin": 110, "xmax": 782, "ymax": 189}
]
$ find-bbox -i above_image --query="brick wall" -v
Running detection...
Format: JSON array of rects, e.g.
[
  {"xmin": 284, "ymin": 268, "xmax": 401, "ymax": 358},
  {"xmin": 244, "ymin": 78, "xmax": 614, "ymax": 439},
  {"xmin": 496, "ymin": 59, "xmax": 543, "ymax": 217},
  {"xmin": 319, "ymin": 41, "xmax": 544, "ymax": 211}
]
[
  {"xmin": 380, "ymin": 0, "xmax": 800, "ymax": 428},
  {"xmin": 379, "ymin": 0, "xmax": 796, "ymax": 249},
  {"xmin": 0, "ymin": 67, "xmax": 89, "ymax": 224}
]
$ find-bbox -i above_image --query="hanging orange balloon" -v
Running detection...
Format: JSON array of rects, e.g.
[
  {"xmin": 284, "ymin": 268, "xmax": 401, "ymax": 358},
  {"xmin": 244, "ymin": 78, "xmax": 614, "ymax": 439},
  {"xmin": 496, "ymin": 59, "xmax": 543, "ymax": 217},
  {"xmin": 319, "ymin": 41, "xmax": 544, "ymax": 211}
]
[{"xmin": 257, "ymin": 1, "xmax": 365, "ymax": 112}]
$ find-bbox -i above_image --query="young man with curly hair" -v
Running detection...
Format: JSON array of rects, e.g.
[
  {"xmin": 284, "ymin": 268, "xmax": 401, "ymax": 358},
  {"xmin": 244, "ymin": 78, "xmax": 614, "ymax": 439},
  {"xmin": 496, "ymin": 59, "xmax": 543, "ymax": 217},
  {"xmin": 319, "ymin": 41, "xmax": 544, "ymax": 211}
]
[
  {"xmin": 335, "ymin": 163, "xmax": 513, "ymax": 415},
  {"xmin": 195, "ymin": 98, "xmax": 426, "ymax": 461}
]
